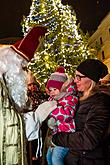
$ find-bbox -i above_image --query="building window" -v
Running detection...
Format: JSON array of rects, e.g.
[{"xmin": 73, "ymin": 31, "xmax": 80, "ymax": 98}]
[
  {"xmin": 102, "ymin": 51, "xmax": 105, "ymax": 60},
  {"xmin": 109, "ymin": 28, "xmax": 110, "ymax": 34},
  {"xmin": 100, "ymin": 37, "xmax": 103, "ymax": 44}
]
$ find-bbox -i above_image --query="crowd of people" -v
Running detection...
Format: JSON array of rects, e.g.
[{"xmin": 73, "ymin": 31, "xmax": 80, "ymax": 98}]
[{"xmin": 0, "ymin": 26, "xmax": 110, "ymax": 165}]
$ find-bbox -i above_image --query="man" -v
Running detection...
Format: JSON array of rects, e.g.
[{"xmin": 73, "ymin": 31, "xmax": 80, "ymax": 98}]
[{"xmin": 0, "ymin": 26, "xmax": 47, "ymax": 165}]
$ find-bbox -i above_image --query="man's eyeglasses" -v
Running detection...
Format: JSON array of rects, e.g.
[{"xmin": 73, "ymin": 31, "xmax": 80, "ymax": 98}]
[{"xmin": 74, "ymin": 75, "xmax": 86, "ymax": 81}]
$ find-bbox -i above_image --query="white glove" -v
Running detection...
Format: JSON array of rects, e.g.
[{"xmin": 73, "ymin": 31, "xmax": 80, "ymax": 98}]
[{"xmin": 35, "ymin": 100, "xmax": 57, "ymax": 124}]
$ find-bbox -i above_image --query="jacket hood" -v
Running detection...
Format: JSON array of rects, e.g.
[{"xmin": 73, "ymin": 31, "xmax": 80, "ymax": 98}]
[
  {"xmin": 60, "ymin": 77, "xmax": 77, "ymax": 93},
  {"xmin": 53, "ymin": 77, "xmax": 78, "ymax": 101},
  {"xmin": 98, "ymin": 84, "xmax": 110, "ymax": 96}
]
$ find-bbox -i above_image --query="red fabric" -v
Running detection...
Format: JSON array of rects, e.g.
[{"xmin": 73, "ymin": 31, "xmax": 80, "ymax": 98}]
[
  {"xmin": 46, "ymin": 66, "xmax": 67, "ymax": 90},
  {"xmin": 11, "ymin": 26, "xmax": 47, "ymax": 61},
  {"xmin": 48, "ymin": 83, "xmax": 78, "ymax": 134},
  {"xmin": 56, "ymin": 66, "xmax": 65, "ymax": 73},
  {"xmin": 46, "ymin": 80, "xmax": 64, "ymax": 90}
]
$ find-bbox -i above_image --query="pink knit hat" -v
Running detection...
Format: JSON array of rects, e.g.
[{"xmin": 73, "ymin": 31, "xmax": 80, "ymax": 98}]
[{"xmin": 46, "ymin": 66, "xmax": 68, "ymax": 90}]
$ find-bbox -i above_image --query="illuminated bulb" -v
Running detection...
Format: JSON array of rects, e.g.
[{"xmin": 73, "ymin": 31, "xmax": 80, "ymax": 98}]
[
  {"xmin": 35, "ymin": 55, "xmax": 40, "ymax": 60},
  {"xmin": 45, "ymin": 55, "xmax": 49, "ymax": 60},
  {"xmin": 45, "ymin": 63, "xmax": 49, "ymax": 68}
]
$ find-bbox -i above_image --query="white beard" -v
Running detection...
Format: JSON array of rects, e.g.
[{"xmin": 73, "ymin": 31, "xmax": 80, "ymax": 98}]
[{"xmin": 0, "ymin": 46, "xmax": 28, "ymax": 109}]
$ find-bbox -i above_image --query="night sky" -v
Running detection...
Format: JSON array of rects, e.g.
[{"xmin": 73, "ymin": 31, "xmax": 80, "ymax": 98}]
[
  {"xmin": 0, "ymin": 0, "xmax": 110, "ymax": 39},
  {"xmin": 71, "ymin": 0, "xmax": 110, "ymax": 35}
]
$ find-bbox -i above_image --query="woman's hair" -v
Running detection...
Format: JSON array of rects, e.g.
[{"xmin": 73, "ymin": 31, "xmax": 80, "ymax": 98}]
[{"xmin": 80, "ymin": 80, "xmax": 97, "ymax": 100}]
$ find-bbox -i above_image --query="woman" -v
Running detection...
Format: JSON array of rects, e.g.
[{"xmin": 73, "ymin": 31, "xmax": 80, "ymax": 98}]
[{"xmin": 52, "ymin": 59, "xmax": 110, "ymax": 165}]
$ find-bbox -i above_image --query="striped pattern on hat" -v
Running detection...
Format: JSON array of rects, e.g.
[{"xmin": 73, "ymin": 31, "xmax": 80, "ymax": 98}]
[{"xmin": 46, "ymin": 66, "xmax": 68, "ymax": 90}]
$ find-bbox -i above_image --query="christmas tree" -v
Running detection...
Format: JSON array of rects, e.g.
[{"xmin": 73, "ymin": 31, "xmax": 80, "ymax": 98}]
[{"xmin": 22, "ymin": 0, "xmax": 95, "ymax": 87}]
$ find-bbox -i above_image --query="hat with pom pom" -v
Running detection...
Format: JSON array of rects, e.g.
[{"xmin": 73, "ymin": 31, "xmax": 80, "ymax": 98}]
[{"xmin": 46, "ymin": 66, "xmax": 68, "ymax": 90}]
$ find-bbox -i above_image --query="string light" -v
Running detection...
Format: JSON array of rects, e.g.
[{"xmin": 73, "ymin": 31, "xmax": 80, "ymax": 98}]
[{"xmin": 22, "ymin": 0, "xmax": 96, "ymax": 88}]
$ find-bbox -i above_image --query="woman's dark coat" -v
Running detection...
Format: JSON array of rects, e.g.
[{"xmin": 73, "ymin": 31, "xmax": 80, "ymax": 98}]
[{"xmin": 52, "ymin": 88, "xmax": 110, "ymax": 165}]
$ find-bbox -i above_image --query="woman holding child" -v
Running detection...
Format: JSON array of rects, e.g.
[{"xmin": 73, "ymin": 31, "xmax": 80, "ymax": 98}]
[{"xmin": 52, "ymin": 59, "xmax": 110, "ymax": 165}]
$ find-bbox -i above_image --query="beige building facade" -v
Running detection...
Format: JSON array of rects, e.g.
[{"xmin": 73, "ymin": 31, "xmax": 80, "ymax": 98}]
[{"xmin": 88, "ymin": 12, "xmax": 110, "ymax": 72}]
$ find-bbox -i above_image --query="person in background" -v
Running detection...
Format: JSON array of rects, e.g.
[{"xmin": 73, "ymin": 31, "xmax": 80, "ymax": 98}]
[
  {"xmin": 27, "ymin": 71, "xmax": 46, "ymax": 111},
  {"xmin": 26, "ymin": 71, "xmax": 48, "ymax": 164},
  {"xmin": 0, "ymin": 26, "xmax": 47, "ymax": 165},
  {"xmin": 100, "ymin": 73, "xmax": 110, "ymax": 85},
  {"xmin": 45, "ymin": 66, "xmax": 78, "ymax": 165},
  {"xmin": 52, "ymin": 59, "xmax": 110, "ymax": 165},
  {"xmin": 98, "ymin": 73, "xmax": 110, "ymax": 96}
]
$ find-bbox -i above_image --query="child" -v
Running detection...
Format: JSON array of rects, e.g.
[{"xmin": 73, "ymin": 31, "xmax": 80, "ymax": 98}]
[{"xmin": 45, "ymin": 66, "xmax": 78, "ymax": 165}]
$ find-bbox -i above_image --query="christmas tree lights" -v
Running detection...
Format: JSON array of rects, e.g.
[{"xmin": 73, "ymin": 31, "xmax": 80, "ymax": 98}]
[{"xmin": 22, "ymin": 0, "xmax": 95, "ymax": 88}]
